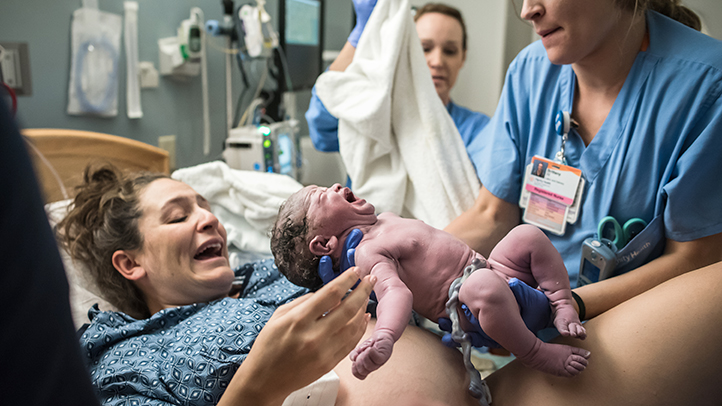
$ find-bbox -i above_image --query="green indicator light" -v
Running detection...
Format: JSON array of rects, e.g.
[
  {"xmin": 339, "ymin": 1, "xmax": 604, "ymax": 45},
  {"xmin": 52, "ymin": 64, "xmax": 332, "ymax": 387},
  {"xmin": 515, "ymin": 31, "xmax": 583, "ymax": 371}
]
[
  {"xmin": 259, "ymin": 126, "xmax": 271, "ymax": 136},
  {"xmin": 263, "ymin": 139, "xmax": 271, "ymax": 148}
]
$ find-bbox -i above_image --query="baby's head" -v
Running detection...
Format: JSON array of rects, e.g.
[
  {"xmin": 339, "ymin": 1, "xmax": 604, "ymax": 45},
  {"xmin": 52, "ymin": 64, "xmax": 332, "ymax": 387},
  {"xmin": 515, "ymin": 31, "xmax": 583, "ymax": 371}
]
[
  {"xmin": 271, "ymin": 184, "xmax": 377, "ymax": 289},
  {"xmin": 271, "ymin": 188, "xmax": 323, "ymax": 289}
]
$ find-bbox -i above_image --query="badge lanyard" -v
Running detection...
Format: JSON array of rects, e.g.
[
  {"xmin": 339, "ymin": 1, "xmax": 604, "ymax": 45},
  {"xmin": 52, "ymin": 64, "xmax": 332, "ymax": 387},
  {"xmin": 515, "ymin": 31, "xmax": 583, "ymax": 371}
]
[
  {"xmin": 519, "ymin": 111, "xmax": 585, "ymax": 235},
  {"xmin": 554, "ymin": 110, "xmax": 577, "ymax": 165}
]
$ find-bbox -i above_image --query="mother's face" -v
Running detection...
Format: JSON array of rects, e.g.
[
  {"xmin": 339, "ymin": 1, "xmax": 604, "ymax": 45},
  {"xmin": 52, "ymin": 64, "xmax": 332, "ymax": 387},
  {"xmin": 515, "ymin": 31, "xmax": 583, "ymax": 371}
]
[
  {"xmin": 115, "ymin": 178, "xmax": 235, "ymax": 313},
  {"xmin": 416, "ymin": 12, "xmax": 466, "ymax": 106}
]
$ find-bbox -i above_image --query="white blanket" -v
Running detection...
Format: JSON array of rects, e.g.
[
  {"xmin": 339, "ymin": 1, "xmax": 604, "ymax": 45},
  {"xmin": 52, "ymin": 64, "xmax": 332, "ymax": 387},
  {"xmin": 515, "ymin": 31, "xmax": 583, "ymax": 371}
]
[
  {"xmin": 172, "ymin": 161, "xmax": 303, "ymax": 254},
  {"xmin": 314, "ymin": 0, "xmax": 480, "ymax": 229}
]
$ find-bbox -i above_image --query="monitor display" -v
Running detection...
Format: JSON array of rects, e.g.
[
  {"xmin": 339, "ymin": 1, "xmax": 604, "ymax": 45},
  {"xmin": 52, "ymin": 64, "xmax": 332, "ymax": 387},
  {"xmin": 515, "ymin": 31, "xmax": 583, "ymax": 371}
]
[
  {"xmin": 280, "ymin": 0, "xmax": 323, "ymax": 91},
  {"xmin": 277, "ymin": 133, "xmax": 293, "ymax": 175},
  {"xmin": 285, "ymin": 0, "xmax": 320, "ymax": 46}
]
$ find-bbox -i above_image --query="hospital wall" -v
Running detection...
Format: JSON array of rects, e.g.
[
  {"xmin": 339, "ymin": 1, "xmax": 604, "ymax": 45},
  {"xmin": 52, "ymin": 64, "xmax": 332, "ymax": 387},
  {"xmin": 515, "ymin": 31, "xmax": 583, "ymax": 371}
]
[{"xmin": 1, "ymin": 0, "xmax": 720, "ymax": 171}]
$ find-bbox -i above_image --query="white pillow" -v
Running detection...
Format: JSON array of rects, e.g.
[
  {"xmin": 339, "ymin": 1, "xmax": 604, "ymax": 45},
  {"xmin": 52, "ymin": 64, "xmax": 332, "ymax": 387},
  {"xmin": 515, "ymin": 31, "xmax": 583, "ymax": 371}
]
[{"xmin": 45, "ymin": 200, "xmax": 117, "ymax": 329}]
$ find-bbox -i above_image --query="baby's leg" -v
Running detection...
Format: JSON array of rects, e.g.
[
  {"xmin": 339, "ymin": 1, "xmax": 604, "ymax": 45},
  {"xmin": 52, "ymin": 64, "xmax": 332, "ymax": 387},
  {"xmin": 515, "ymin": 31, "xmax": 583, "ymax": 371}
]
[
  {"xmin": 460, "ymin": 269, "xmax": 589, "ymax": 377},
  {"xmin": 490, "ymin": 224, "xmax": 586, "ymax": 338}
]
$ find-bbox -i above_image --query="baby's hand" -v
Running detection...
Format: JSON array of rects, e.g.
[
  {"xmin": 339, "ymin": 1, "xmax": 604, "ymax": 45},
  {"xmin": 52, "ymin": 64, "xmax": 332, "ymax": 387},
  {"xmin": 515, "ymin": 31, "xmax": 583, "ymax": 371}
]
[{"xmin": 349, "ymin": 332, "xmax": 394, "ymax": 379}]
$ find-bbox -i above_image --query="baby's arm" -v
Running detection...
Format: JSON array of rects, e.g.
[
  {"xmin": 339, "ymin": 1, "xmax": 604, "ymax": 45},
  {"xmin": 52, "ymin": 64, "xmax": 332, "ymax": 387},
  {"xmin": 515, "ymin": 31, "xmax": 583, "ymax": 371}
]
[{"xmin": 350, "ymin": 255, "xmax": 412, "ymax": 380}]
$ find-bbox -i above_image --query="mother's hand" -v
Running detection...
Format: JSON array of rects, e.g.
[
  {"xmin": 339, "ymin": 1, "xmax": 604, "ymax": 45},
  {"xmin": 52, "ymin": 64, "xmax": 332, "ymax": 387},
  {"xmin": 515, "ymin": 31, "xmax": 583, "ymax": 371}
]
[{"xmin": 220, "ymin": 269, "xmax": 376, "ymax": 406}]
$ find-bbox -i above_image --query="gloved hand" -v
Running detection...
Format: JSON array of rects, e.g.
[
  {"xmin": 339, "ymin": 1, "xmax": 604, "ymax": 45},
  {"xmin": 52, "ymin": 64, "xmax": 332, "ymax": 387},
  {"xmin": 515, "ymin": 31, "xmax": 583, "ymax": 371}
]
[
  {"xmin": 439, "ymin": 314, "xmax": 500, "ymax": 349},
  {"xmin": 347, "ymin": 0, "xmax": 378, "ymax": 48},
  {"xmin": 318, "ymin": 228, "xmax": 363, "ymax": 285},
  {"xmin": 438, "ymin": 278, "xmax": 553, "ymax": 348},
  {"xmin": 508, "ymin": 278, "xmax": 553, "ymax": 333}
]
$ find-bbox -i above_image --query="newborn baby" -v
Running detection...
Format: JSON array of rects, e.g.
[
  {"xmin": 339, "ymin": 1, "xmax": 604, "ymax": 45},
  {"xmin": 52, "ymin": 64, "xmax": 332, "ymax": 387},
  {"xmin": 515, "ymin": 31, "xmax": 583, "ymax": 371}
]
[{"xmin": 271, "ymin": 184, "xmax": 589, "ymax": 379}]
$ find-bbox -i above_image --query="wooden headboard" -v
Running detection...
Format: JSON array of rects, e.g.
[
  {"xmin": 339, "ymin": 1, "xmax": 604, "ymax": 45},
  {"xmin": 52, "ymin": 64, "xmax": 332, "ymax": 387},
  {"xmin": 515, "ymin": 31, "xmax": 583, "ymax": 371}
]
[{"xmin": 22, "ymin": 129, "xmax": 170, "ymax": 203}]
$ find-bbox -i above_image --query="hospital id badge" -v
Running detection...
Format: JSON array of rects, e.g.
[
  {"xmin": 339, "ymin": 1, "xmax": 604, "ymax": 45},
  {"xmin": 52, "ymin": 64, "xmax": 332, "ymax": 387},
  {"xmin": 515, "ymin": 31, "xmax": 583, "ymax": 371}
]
[{"xmin": 520, "ymin": 156, "xmax": 583, "ymax": 234}]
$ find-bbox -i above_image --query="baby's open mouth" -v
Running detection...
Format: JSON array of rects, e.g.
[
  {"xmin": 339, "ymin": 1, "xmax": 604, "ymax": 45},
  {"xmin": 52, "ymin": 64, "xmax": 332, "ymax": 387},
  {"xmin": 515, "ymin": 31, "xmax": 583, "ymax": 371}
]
[{"xmin": 343, "ymin": 188, "xmax": 357, "ymax": 203}]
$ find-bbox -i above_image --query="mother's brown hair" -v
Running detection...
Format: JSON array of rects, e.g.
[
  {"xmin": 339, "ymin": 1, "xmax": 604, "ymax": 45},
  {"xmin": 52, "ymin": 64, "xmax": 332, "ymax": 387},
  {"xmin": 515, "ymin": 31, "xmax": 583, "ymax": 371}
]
[{"xmin": 58, "ymin": 164, "xmax": 169, "ymax": 319}]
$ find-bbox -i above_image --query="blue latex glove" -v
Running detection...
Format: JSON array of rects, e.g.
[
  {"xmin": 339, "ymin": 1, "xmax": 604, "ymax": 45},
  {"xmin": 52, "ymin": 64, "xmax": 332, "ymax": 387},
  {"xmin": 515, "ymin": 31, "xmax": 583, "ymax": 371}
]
[
  {"xmin": 347, "ymin": 0, "xmax": 378, "ymax": 48},
  {"xmin": 318, "ymin": 228, "xmax": 363, "ymax": 285},
  {"xmin": 439, "ymin": 278, "xmax": 553, "ymax": 348}
]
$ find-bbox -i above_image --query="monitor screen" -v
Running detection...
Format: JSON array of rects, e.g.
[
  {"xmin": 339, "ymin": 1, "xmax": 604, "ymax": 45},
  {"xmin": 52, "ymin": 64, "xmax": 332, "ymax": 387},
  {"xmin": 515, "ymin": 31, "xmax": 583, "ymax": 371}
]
[
  {"xmin": 277, "ymin": 133, "xmax": 294, "ymax": 175},
  {"xmin": 285, "ymin": 0, "xmax": 320, "ymax": 46},
  {"xmin": 281, "ymin": 0, "xmax": 322, "ymax": 91}
]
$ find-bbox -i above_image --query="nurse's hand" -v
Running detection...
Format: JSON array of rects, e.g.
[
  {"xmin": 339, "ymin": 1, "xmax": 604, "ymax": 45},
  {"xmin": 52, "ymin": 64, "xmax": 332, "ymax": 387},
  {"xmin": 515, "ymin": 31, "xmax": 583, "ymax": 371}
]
[
  {"xmin": 438, "ymin": 278, "xmax": 553, "ymax": 348},
  {"xmin": 318, "ymin": 228, "xmax": 363, "ymax": 285},
  {"xmin": 347, "ymin": 0, "xmax": 378, "ymax": 47}
]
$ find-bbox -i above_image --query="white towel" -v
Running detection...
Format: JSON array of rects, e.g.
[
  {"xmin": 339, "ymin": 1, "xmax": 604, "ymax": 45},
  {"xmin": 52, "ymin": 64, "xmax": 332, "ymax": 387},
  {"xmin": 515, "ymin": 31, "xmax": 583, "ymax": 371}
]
[
  {"xmin": 314, "ymin": 0, "xmax": 480, "ymax": 229},
  {"xmin": 172, "ymin": 161, "xmax": 303, "ymax": 253}
]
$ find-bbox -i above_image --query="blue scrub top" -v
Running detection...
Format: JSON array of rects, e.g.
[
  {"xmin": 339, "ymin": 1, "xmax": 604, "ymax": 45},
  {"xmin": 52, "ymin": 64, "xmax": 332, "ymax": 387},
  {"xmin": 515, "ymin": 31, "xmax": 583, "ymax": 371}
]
[
  {"xmin": 470, "ymin": 11, "xmax": 722, "ymax": 287},
  {"xmin": 305, "ymin": 86, "xmax": 490, "ymax": 153}
]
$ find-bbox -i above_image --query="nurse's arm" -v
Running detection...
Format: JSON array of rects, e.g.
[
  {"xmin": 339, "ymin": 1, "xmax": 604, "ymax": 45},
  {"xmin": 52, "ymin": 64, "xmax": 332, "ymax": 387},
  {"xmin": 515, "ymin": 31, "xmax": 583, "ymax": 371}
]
[
  {"xmin": 329, "ymin": 41, "xmax": 356, "ymax": 72},
  {"xmin": 444, "ymin": 186, "xmax": 520, "ymax": 257},
  {"xmin": 574, "ymin": 231, "xmax": 722, "ymax": 320}
]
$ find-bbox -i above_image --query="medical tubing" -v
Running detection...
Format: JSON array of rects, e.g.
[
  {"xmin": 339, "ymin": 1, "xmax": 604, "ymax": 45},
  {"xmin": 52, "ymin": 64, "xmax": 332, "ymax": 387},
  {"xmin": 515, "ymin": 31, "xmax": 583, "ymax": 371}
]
[
  {"xmin": 236, "ymin": 51, "xmax": 250, "ymax": 88},
  {"xmin": 232, "ymin": 52, "xmax": 251, "ymax": 128},
  {"xmin": 239, "ymin": 97, "xmax": 265, "ymax": 128},
  {"xmin": 275, "ymin": 44, "xmax": 294, "ymax": 92},
  {"xmin": 2, "ymin": 83, "xmax": 17, "ymax": 117},
  {"xmin": 24, "ymin": 139, "xmax": 69, "ymax": 201},
  {"xmin": 74, "ymin": 38, "xmax": 119, "ymax": 114},
  {"xmin": 225, "ymin": 30, "xmax": 233, "ymax": 135},
  {"xmin": 191, "ymin": 7, "xmax": 212, "ymax": 156},
  {"xmin": 238, "ymin": 59, "xmax": 269, "ymax": 127},
  {"xmin": 232, "ymin": 86, "xmax": 249, "ymax": 129},
  {"xmin": 124, "ymin": 1, "xmax": 142, "ymax": 119}
]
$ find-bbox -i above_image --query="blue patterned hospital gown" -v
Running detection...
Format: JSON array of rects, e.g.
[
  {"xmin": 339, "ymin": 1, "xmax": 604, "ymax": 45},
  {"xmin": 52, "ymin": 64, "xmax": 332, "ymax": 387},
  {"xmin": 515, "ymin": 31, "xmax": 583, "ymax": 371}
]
[{"xmin": 79, "ymin": 259, "xmax": 307, "ymax": 406}]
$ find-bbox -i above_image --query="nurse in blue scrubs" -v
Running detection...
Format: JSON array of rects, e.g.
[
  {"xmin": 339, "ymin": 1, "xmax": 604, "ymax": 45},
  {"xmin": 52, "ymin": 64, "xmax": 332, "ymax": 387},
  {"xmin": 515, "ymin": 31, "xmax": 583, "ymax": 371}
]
[
  {"xmin": 446, "ymin": 0, "xmax": 722, "ymax": 323},
  {"xmin": 306, "ymin": 2, "xmax": 489, "ymax": 159}
]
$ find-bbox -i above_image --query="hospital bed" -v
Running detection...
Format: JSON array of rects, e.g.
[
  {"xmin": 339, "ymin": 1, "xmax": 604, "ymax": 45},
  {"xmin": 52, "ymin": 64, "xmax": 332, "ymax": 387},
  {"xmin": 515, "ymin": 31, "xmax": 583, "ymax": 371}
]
[{"xmin": 23, "ymin": 128, "xmax": 170, "ymax": 203}]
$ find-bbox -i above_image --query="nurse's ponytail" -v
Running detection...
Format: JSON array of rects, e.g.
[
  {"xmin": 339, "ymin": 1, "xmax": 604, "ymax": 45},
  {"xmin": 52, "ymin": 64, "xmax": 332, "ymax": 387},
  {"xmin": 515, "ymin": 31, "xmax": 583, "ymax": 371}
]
[
  {"xmin": 621, "ymin": 0, "xmax": 701, "ymax": 31},
  {"xmin": 648, "ymin": 0, "xmax": 701, "ymax": 30}
]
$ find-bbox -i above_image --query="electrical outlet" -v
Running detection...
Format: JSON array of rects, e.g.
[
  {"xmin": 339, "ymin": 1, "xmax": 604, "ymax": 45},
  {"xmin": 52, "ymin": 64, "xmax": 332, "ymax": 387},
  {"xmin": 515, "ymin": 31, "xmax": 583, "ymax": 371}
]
[
  {"xmin": 0, "ymin": 42, "xmax": 31, "ymax": 96},
  {"xmin": 158, "ymin": 135, "xmax": 177, "ymax": 170},
  {"xmin": 1, "ymin": 49, "xmax": 20, "ymax": 88}
]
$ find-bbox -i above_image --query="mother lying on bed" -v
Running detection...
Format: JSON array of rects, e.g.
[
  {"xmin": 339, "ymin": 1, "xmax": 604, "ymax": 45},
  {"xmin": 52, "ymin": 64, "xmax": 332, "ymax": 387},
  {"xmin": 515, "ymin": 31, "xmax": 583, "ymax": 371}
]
[
  {"xmin": 58, "ymin": 164, "xmax": 478, "ymax": 406},
  {"xmin": 59, "ymin": 164, "xmax": 722, "ymax": 406}
]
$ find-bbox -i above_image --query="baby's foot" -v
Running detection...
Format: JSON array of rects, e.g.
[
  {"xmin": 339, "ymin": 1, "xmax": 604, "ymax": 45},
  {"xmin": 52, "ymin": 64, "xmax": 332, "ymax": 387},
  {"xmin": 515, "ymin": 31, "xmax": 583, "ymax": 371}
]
[
  {"xmin": 349, "ymin": 334, "xmax": 394, "ymax": 380},
  {"xmin": 518, "ymin": 340, "xmax": 591, "ymax": 377},
  {"xmin": 553, "ymin": 303, "xmax": 587, "ymax": 339}
]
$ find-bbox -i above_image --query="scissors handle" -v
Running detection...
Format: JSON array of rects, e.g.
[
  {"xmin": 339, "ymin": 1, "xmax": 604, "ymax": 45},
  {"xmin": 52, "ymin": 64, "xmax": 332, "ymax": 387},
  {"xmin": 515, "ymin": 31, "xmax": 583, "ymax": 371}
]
[
  {"xmin": 622, "ymin": 218, "xmax": 647, "ymax": 242},
  {"xmin": 598, "ymin": 216, "xmax": 624, "ymax": 249}
]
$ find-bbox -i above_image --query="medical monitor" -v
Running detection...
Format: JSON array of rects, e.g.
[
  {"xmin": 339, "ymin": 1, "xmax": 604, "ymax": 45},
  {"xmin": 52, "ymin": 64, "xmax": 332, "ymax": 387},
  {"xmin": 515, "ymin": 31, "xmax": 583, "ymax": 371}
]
[{"xmin": 279, "ymin": 0, "xmax": 323, "ymax": 91}]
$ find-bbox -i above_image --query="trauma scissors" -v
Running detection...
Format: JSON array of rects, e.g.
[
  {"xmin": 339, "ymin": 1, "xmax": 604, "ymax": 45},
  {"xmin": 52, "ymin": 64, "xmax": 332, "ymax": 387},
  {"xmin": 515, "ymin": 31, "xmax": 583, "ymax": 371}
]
[{"xmin": 598, "ymin": 216, "xmax": 647, "ymax": 249}]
